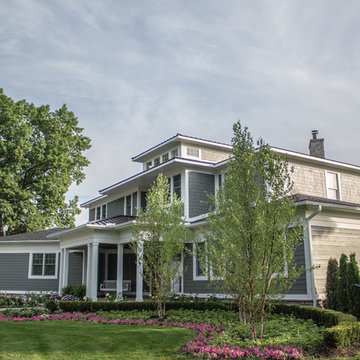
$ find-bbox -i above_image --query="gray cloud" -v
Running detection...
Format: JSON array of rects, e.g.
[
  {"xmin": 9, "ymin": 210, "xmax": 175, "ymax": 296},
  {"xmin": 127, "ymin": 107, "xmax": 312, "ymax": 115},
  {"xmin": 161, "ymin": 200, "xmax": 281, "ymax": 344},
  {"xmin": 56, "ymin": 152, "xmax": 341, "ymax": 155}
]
[{"xmin": 1, "ymin": 0, "xmax": 359, "ymax": 224}]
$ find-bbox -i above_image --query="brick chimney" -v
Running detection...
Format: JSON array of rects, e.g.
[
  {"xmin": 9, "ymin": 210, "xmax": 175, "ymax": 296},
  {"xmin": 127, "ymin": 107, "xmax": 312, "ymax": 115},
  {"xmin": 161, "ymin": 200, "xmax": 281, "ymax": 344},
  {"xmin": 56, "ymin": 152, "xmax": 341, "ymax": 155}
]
[{"xmin": 309, "ymin": 130, "xmax": 325, "ymax": 158}]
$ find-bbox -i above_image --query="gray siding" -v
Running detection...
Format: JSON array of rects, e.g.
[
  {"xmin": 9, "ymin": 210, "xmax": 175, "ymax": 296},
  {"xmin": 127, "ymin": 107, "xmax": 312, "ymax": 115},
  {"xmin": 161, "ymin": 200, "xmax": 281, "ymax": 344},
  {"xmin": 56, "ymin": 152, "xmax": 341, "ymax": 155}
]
[
  {"xmin": 189, "ymin": 172, "xmax": 215, "ymax": 218},
  {"xmin": 0, "ymin": 253, "xmax": 59, "ymax": 292},
  {"xmin": 182, "ymin": 241, "xmax": 307, "ymax": 296},
  {"xmin": 183, "ymin": 244, "xmax": 215, "ymax": 294},
  {"xmin": 108, "ymin": 198, "xmax": 124, "ymax": 217},
  {"xmin": 68, "ymin": 252, "xmax": 83, "ymax": 286},
  {"xmin": 288, "ymin": 238, "xmax": 307, "ymax": 294}
]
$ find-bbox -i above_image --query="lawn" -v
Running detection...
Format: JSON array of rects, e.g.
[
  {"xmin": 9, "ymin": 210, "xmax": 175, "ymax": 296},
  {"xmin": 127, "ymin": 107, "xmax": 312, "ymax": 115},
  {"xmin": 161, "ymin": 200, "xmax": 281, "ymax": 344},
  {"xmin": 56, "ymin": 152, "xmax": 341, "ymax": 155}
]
[{"xmin": 0, "ymin": 321, "xmax": 192, "ymax": 359}]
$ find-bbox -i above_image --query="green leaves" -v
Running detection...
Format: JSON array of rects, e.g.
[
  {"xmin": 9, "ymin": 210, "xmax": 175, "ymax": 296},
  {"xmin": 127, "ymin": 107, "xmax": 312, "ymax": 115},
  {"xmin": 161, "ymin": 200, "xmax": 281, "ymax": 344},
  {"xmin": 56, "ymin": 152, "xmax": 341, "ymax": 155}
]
[{"xmin": 0, "ymin": 89, "xmax": 91, "ymax": 235}]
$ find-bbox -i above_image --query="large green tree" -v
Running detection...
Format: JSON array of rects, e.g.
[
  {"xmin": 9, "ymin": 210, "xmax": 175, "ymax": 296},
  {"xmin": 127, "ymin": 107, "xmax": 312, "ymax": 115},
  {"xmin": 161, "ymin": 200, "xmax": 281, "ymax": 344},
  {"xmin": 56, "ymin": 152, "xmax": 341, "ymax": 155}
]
[
  {"xmin": 346, "ymin": 253, "xmax": 360, "ymax": 317},
  {"xmin": 131, "ymin": 174, "xmax": 190, "ymax": 318},
  {"xmin": 203, "ymin": 121, "xmax": 303, "ymax": 339},
  {"xmin": 0, "ymin": 89, "xmax": 91, "ymax": 235}
]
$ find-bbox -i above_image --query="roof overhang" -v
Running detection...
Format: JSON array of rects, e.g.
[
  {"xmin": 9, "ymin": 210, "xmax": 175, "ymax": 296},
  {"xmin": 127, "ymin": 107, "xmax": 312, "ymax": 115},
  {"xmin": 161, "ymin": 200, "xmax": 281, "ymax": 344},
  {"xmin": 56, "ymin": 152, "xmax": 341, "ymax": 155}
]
[{"xmin": 131, "ymin": 133, "xmax": 232, "ymax": 163}]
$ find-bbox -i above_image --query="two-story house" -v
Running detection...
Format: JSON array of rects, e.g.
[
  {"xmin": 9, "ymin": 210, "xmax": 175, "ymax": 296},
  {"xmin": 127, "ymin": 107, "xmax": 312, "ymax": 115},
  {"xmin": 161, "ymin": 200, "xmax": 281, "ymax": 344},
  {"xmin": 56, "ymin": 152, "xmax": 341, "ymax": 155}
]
[{"xmin": 1, "ymin": 132, "xmax": 360, "ymax": 306}]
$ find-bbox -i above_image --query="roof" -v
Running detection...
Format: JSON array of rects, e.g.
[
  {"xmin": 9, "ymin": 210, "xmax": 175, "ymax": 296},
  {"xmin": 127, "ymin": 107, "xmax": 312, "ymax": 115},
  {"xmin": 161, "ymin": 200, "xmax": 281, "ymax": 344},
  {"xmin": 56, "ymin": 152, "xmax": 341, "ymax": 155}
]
[
  {"xmin": 88, "ymin": 215, "xmax": 136, "ymax": 226},
  {"xmin": 0, "ymin": 228, "xmax": 67, "ymax": 242},
  {"xmin": 292, "ymin": 193, "xmax": 360, "ymax": 208},
  {"xmin": 131, "ymin": 133, "xmax": 232, "ymax": 162}
]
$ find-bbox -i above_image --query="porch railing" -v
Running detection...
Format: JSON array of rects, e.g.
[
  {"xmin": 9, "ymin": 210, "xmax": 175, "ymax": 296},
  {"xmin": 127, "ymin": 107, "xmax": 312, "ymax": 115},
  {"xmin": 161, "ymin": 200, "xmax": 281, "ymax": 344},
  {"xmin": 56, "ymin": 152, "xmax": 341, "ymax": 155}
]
[{"xmin": 100, "ymin": 280, "xmax": 131, "ymax": 292}]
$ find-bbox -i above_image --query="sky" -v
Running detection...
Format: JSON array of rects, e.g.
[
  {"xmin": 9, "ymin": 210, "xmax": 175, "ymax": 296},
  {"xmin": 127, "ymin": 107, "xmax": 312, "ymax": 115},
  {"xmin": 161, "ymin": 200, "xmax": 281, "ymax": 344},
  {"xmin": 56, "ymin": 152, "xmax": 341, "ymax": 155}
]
[{"xmin": 1, "ymin": 0, "xmax": 360, "ymax": 225}]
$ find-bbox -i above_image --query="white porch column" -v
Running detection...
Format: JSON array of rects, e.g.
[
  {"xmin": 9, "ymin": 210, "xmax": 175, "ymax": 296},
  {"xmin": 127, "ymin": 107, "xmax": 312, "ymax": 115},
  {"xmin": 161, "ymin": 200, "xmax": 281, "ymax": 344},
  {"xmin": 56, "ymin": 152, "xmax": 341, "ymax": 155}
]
[
  {"xmin": 63, "ymin": 248, "xmax": 69, "ymax": 289},
  {"xmin": 91, "ymin": 242, "xmax": 99, "ymax": 301},
  {"xmin": 86, "ymin": 243, "xmax": 93, "ymax": 298},
  {"xmin": 58, "ymin": 249, "xmax": 64, "ymax": 294},
  {"xmin": 136, "ymin": 240, "xmax": 143, "ymax": 302},
  {"xmin": 116, "ymin": 244, "xmax": 124, "ymax": 299}
]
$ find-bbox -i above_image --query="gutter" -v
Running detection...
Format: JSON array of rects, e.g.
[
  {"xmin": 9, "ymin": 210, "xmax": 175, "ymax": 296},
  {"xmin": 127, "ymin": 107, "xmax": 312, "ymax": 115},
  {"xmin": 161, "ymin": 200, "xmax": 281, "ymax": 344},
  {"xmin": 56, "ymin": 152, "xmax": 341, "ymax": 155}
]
[{"xmin": 305, "ymin": 205, "xmax": 322, "ymax": 307}]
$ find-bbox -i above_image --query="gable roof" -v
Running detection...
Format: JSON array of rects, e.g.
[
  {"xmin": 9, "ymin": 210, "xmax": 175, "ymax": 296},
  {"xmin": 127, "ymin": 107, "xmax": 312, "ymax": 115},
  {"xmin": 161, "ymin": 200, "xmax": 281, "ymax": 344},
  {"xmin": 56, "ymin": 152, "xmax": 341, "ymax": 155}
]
[{"xmin": 0, "ymin": 228, "xmax": 67, "ymax": 242}]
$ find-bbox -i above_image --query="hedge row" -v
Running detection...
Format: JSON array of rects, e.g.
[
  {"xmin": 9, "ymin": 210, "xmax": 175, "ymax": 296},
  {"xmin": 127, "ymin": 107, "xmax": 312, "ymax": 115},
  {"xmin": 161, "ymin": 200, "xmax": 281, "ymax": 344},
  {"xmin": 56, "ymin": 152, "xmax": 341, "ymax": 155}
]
[
  {"xmin": 44, "ymin": 300, "xmax": 236, "ymax": 313},
  {"xmin": 270, "ymin": 303, "xmax": 357, "ymax": 327},
  {"xmin": 44, "ymin": 300, "xmax": 359, "ymax": 348}
]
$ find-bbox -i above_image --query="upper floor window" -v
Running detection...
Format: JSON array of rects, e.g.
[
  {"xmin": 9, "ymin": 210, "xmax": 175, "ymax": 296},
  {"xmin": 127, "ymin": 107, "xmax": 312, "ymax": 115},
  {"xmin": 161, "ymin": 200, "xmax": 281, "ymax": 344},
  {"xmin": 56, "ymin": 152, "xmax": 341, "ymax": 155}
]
[
  {"xmin": 171, "ymin": 148, "xmax": 179, "ymax": 159},
  {"xmin": 29, "ymin": 253, "xmax": 57, "ymax": 278},
  {"xmin": 96, "ymin": 206, "xmax": 101, "ymax": 220},
  {"xmin": 154, "ymin": 157, "xmax": 160, "ymax": 166},
  {"xmin": 126, "ymin": 195, "xmax": 132, "ymax": 215},
  {"xmin": 162, "ymin": 153, "xmax": 169, "ymax": 162},
  {"xmin": 146, "ymin": 161, "xmax": 152, "ymax": 170},
  {"xmin": 187, "ymin": 147, "xmax": 200, "ymax": 158},
  {"xmin": 102, "ymin": 204, "xmax": 107, "ymax": 219},
  {"xmin": 173, "ymin": 174, "xmax": 181, "ymax": 198},
  {"xmin": 326, "ymin": 171, "xmax": 340, "ymax": 200}
]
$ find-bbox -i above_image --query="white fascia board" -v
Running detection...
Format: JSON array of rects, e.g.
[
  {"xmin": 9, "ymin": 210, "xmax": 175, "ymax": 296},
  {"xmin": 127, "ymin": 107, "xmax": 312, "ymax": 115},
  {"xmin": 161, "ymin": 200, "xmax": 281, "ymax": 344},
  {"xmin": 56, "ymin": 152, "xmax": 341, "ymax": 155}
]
[
  {"xmin": 47, "ymin": 224, "xmax": 90, "ymax": 238},
  {"xmin": 132, "ymin": 134, "xmax": 232, "ymax": 162},
  {"xmin": 99, "ymin": 158, "xmax": 217, "ymax": 195},
  {"xmin": 294, "ymin": 200, "xmax": 360, "ymax": 212},
  {"xmin": 81, "ymin": 194, "xmax": 107, "ymax": 208},
  {"xmin": 272, "ymin": 147, "xmax": 360, "ymax": 173},
  {"xmin": 0, "ymin": 239, "xmax": 59, "ymax": 244}
]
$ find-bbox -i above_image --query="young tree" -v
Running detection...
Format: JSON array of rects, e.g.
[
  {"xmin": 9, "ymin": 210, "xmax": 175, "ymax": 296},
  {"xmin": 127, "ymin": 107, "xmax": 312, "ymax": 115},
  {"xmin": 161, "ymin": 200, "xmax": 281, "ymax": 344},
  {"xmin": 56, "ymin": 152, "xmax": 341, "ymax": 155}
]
[
  {"xmin": 325, "ymin": 258, "xmax": 339, "ymax": 310},
  {"xmin": 203, "ymin": 121, "xmax": 303, "ymax": 339},
  {"xmin": 336, "ymin": 253, "xmax": 349, "ymax": 313},
  {"xmin": 0, "ymin": 89, "xmax": 91, "ymax": 235},
  {"xmin": 346, "ymin": 253, "xmax": 360, "ymax": 317},
  {"xmin": 131, "ymin": 174, "xmax": 190, "ymax": 318}
]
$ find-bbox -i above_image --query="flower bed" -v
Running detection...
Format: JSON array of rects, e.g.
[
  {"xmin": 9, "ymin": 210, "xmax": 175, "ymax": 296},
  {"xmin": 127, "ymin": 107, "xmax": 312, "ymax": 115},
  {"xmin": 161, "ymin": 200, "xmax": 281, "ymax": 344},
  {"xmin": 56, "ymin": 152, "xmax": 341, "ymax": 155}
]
[{"xmin": 0, "ymin": 312, "xmax": 303, "ymax": 359}]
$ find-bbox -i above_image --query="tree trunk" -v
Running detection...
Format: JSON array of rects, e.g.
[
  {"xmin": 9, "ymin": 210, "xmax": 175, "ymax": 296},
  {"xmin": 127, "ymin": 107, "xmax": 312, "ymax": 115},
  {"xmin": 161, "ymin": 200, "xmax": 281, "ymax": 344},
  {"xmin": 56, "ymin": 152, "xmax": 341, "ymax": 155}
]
[{"xmin": 259, "ymin": 298, "xmax": 266, "ymax": 339}]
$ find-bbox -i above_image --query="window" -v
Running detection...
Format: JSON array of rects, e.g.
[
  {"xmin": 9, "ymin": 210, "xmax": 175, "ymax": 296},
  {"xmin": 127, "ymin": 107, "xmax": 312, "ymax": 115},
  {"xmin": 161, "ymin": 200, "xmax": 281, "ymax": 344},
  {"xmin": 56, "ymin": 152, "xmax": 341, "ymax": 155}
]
[
  {"xmin": 132, "ymin": 192, "xmax": 137, "ymax": 216},
  {"xmin": 171, "ymin": 148, "xmax": 179, "ymax": 159},
  {"xmin": 30, "ymin": 253, "xmax": 57, "ymax": 278},
  {"xmin": 326, "ymin": 172, "xmax": 340, "ymax": 200},
  {"xmin": 154, "ymin": 157, "xmax": 160, "ymax": 166},
  {"xmin": 187, "ymin": 147, "xmax": 200, "ymax": 158},
  {"xmin": 96, "ymin": 206, "xmax": 101, "ymax": 220},
  {"xmin": 102, "ymin": 204, "xmax": 107, "ymax": 219},
  {"xmin": 193, "ymin": 243, "xmax": 207, "ymax": 280},
  {"xmin": 162, "ymin": 153, "xmax": 169, "ymax": 162},
  {"xmin": 126, "ymin": 195, "xmax": 131, "ymax": 215},
  {"xmin": 218, "ymin": 173, "xmax": 223, "ymax": 187},
  {"xmin": 173, "ymin": 174, "xmax": 181, "ymax": 198},
  {"xmin": 146, "ymin": 161, "xmax": 152, "ymax": 170}
]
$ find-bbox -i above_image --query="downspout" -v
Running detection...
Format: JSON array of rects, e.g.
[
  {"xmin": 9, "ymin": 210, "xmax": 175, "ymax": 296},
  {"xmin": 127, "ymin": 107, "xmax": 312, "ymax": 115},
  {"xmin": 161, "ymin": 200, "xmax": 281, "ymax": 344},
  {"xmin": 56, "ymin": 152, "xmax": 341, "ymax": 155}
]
[{"xmin": 305, "ymin": 205, "xmax": 322, "ymax": 307}]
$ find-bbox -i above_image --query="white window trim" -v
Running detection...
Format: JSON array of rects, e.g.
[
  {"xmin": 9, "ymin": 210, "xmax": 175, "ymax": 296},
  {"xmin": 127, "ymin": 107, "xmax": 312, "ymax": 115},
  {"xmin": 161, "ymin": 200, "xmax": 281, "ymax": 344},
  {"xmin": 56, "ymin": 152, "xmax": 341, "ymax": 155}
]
[
  {"xmin": 193, "ymin": 242, "xmax": 207, "ymax": 281},
  {"xmin": 28, "ymin": 251, "xmax": 59, "ymax": 280},
  {"xmin": 325, "ymin": 170, "xmax": 341, "ymax": 200}
]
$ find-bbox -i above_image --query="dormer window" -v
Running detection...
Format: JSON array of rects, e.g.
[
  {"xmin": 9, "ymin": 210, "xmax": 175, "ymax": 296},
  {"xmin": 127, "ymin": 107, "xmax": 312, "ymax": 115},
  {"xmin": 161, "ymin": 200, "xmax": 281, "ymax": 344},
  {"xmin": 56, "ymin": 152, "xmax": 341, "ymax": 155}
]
[
  {"xmin": 154, "ymin": 157, "xmax": 160, "ymax": 166},
  {"xmin": 146, "ymin": 161, "xmax": 152, "ymax": 170},
  {"xmin": 326, "ymin": 171, "xmax": 340, "ymax": 200},
  {"xmin": 187, "ymin": 147, "xmax": 200, "ymax": 158},
  {"xmin": 171, "ymin": 149, "xmax": 179, "ymax": 159}
]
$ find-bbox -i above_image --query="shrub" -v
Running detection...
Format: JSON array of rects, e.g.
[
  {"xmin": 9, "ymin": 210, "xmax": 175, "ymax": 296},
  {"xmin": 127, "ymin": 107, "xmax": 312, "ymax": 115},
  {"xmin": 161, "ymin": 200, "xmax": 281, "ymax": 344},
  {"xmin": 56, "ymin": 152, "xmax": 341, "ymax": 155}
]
[
  {"xmin": 324, "ymin": 322, "xmax": 360, "ymax": 348},
  {"xmin": 346, "ymin": 253, "xmax": 360, "ymax": 317},
  {"xmin": 325, "ymin": 258, "xmax": 338, "ymax": 310},
  {"xmin": 61, "ymin": 284, "xmax": 86, "ymax": 299},
  {"xmin": 336, "ymin": 254, "xmax": 348, "ymax": 313}
]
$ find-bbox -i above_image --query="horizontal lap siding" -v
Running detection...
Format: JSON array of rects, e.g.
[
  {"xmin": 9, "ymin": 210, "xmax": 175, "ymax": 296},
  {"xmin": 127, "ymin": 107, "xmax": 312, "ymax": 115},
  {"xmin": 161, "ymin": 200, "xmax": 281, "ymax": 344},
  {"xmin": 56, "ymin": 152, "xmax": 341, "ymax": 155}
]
[
  {"xmin": 183, "ymin": 244, "xmax": 215, "ymax": 294},
  {"xmin": 311, "ymin": 226, "xmax": 360, "ymax": 297},
  {"xmin": 107, "ymin": 198, "xmax": 124, "ymax": 217},
  {"xmin": 0, "ymin": 253, "xmax": 59, "ymax": 292},
  {"xmin": 188, "ymin": 172, "xmax": 215, "ymax": 218},
  {"xmin": 288, "ymin": 239, "xmax": 307, "ymax": 294},
  {"xmin": 68, "ymin": 252, "xmax": 83, "ymax": 285}
]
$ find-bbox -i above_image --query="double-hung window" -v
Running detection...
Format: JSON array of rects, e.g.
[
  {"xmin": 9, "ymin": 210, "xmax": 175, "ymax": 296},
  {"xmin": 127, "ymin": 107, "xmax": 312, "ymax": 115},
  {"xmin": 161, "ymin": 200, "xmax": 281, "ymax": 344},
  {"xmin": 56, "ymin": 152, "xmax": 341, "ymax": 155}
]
[
  {"xmin": 326, "ymin": 171, "xmax": 340, "ymax": 200},
  {"xmin": 173, "ymin": 174, "xmax": 181, "ymax": 198},
  {"xmin": 193, "ymin": 242, "xmax": 207, "ymax": 280},
  {"xmin": 29, "ymin": 253, "xmax": 57, "ymax": 279}
]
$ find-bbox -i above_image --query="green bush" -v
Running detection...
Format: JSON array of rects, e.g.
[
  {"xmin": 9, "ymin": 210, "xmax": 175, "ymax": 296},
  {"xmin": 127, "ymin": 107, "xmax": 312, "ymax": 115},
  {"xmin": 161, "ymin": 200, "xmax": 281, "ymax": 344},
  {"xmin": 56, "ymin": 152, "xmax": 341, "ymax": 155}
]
[
  {"xmin": 324, "ymin": 322, "xmax": 360, "ymax": 348},
  {"xmin": 61, "ymin": 284, "xmax": 86, "ymax": 300}
]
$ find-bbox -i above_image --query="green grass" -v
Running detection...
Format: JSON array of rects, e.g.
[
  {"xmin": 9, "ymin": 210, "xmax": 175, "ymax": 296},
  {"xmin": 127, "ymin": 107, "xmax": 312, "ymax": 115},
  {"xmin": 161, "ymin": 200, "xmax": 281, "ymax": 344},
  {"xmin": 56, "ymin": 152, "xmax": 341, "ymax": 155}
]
[{"xmin": 0, "ymin": 321, "xmax": 192, "ymax": 359}]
